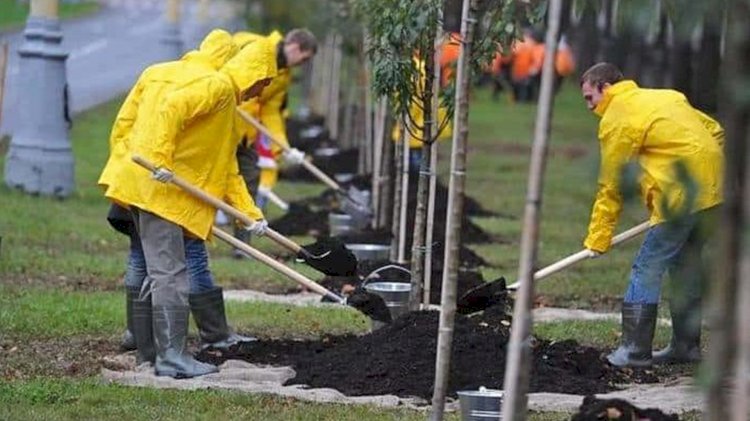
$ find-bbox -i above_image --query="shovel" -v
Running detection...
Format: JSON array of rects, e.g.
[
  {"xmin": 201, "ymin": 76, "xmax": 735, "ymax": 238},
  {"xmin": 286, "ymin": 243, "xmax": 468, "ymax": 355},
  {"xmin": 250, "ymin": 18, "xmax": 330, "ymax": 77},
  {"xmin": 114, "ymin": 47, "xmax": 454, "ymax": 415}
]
[
  {"xmin": 236, "ymin": 108, "xmax": 373, "ymax": 227},
  {"xmin": 456, "ymin": 221, "xmax": 651, "ymax": 314},
  {"xmin": 212, "ymin": 226, "xmax": 391, "ymax": 323},
  {"xmin": 132, "ymin": 155, "xmax": 357, "ymax": 277}
]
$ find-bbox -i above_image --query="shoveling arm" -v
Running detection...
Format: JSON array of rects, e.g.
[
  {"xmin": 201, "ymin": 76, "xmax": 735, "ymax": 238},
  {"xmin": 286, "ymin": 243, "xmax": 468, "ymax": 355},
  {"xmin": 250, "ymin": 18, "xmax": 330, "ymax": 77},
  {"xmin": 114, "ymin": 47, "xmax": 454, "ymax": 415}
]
[
  {"xmin": 507, "ymin": 221, "xmax": 650, "ymax": 291},
  {"xmin": 212, "ymin": 227, "xmax": 345, "ymax": 304},
  {"xmin": 132, "ymin": 155, "xmax": 304, "ymax": 256}
]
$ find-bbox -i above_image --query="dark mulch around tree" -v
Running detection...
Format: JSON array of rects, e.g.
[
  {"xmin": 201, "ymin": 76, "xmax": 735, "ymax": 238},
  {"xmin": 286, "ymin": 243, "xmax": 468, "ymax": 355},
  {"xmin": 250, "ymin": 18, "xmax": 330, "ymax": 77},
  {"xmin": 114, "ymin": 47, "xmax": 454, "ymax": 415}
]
[
  {"xmin": 270, "ymin": 172, "xmax": 503, "ymax": 246},
  {"xmin": 571, "ymin": 395, "xmax": 681, "ymax": 420},
  {"xmin": 198, "ymin": 309, "xmax": 687, "ymax": 400}
]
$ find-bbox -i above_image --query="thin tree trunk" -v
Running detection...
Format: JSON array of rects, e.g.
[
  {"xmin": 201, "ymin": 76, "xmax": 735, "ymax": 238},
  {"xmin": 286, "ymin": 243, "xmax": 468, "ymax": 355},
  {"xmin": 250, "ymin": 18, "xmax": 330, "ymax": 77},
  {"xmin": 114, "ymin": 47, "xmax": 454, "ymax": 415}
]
[
  {"xmin": 372, "ymin": 97, "xmax": 387, "ymax": 230},
  {"xmin": 329, "ymin": 34, "xmax": 343, "ymax": 143},
  {"xmin": 398, "ymin": 118, "xmax": 410, "ymax": 264},
  {"xmin": 408, "ymin": 36, "xmax": 437, "ymax": 310},
  {"xmin": 501, "ymin": 0, "xmax": 563, "ymax": 419},
  {"xmin": 693, "ymin": 9, "xmax": 722, "ymax": 113},
  {"xmin": 428, "ymin": 0, "xmax": 475, "ymax": 418},
  {"xmin": 390, "ymin": 114, "xmax": 405, "ymax": 262},
  {"xmin": 380, "ymin": 109, "xmax": 394, "ymax": 230},
  {"xmin": 424, "ymin": 29, "xmax": 445, "ymax": 307},
  {"xmin": 708, "ymin": 2, "xmax": 749, "ymax": 419},
  {"xmin": 574, "ymin": 1, "xmax": 599, "ymax": 72}
]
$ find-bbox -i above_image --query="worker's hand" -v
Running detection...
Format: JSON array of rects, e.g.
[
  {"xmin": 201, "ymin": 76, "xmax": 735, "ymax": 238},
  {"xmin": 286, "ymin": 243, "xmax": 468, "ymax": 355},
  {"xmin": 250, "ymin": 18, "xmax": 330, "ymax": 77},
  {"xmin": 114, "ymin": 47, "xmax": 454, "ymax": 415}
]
[
  {"xmin": 587, "ymin": 249, "xmax": 603, "ymax": 258},
  {"xmin": 152, "ymin": 167, "xmax": 173, "ymax": 183},
  {"xmin": 244, "ymin": 219, "xmax": 268, "ymax": 236},
  {"xmin": 283, "ymin": 148, "xmax": 305, "ymax": 166}
]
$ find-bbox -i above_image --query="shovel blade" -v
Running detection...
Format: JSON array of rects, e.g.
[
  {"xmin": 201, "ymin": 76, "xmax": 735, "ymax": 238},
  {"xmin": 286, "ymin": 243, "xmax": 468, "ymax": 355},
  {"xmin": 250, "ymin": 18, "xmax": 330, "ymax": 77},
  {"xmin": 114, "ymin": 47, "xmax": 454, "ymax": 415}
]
[
  {"xmin": 456, "ymin": 277, "xmax": 508, "ymax": 315},
  {"xmin": 298, "ymin": 237, "xmax": 358, "ymax": 276}
]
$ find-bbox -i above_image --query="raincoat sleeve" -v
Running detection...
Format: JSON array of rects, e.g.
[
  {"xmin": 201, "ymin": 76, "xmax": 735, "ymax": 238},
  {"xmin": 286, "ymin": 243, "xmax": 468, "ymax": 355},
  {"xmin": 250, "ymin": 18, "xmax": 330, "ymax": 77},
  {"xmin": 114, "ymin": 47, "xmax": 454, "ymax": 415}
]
[
  {"xmin": 109, "ymin": 81, "xmax": 142, "ymax": 150},
  {"xmin": 261, "ymin": 89, "xmax": 288, "ymax": 157},
  {"xmin": 224, "ymin": 151, "xmax": 265, "ymax": 221},
  {"xmin": 151, "ymin": 77, "xmax": 233, "ymax": 170},
  {"xmin": 584, "ymin": 122, "xmax": 638, "ymax": 253},
  {"xmin": 694, "ymin": 109, "xmax": 725, "ymax": 148}
]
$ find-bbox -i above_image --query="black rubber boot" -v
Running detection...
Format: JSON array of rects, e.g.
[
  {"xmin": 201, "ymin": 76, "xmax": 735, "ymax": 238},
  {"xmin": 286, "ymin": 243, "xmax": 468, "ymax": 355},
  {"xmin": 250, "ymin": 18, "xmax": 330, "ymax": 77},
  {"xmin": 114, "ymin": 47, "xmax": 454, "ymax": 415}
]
[
  {"xmin": 119, "ymin": 286, "xmax": 138, "ymax": 351},
  {"xmin": 653, "ymin": 299, "xmax": 702, "ymax": 364},
  {"xmin": 132, "ymin": 289, "xmax": 156, "ymax": 364},
  {"xmin": 606, "ymin": 303, "xmax": 658, "ymax": 368},
  {"xmin": 189, "ymin": 287, "xmax": 256, "ymax": 350},
  {"xmin": 152, "ymin": 305, "xmax": 218, "ymax": 379}
]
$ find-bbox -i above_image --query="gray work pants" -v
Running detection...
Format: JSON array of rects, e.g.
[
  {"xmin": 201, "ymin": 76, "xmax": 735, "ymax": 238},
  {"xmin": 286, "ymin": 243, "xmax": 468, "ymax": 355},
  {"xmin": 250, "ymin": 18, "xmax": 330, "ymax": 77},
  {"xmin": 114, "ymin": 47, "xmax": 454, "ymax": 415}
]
[{"xmin": 131, "ymin": 208, "xmax": 189, "ymax": 307}]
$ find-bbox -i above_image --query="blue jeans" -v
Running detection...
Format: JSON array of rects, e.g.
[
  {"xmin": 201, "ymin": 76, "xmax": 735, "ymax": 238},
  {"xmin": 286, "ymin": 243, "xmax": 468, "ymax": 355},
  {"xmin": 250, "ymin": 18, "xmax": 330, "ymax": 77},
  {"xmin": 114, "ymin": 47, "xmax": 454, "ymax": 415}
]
[
  {"xmin": 624, "ymin": 208, "xmax": 715, "ymax": 304},
  {"xmin": 125, "ymin": 233, "xmax": 215, "ymax": 294}
]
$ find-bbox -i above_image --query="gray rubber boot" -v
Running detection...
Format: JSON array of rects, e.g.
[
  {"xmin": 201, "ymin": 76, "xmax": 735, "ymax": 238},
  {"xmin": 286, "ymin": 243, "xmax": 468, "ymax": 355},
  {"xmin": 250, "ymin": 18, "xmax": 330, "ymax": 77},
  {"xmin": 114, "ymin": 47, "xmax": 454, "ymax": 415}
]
[
  {"xmin": 132, "ymin": 289, "xmax": 156, "ymax": 364},
  {"xmin": 607, "ymin": 303, "xmax": 658, "ymax": 368},
  {"xmin": 189, "ymin": 287, "xmax": 256, "ymax": 350},
  {"xmin": 119, "ymin": 286, "xmax": 138, "ymax": 351},
  {"xmin": 653, "ymin": 299, "xmax": 702, "ymax": 364},
  {"xmin": 152, "ymin": 305, "xmax": 218, "ymax": 379}
]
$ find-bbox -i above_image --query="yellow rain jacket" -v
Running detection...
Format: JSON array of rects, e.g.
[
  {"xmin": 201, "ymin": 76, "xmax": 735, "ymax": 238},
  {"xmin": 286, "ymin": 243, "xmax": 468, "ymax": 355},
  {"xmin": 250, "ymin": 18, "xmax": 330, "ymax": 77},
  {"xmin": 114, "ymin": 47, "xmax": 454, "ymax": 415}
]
[
  {"xmin": 584, "ymin": 80, "xmax": 724, "ymax": 252},
  {"xmin": 392, "ymin": 59, "xmax": 453, "ymax": 148},
  {"xmin": 98, "ymin": 32, "xmax": 277, "ymax": 240},
  {"xmin": 234, "ymin": 30, "xmax": 291, "ymax": 154}
]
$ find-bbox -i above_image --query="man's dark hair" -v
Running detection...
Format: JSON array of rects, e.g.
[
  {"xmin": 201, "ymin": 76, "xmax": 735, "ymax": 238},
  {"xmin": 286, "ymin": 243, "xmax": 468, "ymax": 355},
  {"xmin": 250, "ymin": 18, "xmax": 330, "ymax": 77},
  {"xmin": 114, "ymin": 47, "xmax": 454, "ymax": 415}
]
[
  {"xmin": 285, "ymin": 29, "xmax": 318, "ymax": 54},
  {"xmin": 580, "ymin": 62, "xmax": 624, "ymax": 89}
]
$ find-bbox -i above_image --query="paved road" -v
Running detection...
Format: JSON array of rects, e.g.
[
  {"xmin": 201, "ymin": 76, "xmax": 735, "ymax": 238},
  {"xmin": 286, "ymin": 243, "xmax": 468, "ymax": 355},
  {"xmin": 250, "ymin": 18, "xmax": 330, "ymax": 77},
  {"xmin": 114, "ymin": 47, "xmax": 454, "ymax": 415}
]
[{"xmin": 0, "ymin": 0, "xmax": 244, "ymax": 136}]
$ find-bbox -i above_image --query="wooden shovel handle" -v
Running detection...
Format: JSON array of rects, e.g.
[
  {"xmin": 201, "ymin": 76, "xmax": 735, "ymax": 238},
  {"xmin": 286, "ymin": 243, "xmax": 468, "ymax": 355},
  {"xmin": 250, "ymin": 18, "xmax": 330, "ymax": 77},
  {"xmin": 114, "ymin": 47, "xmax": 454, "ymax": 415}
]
[
  {"xmin": 131, "ymin": 155, "xmax": 302, "ymax": 255},
  {"xmin": 235, "ymin": 108, "xmax": 343, "ymax": 192},
  {"xmin": 212, "ymin": 227, "xmax": 345, "ymax": 303},
  {"xmin": 507, "ymin": 221, "xmax": 650, "ymax": 291}
]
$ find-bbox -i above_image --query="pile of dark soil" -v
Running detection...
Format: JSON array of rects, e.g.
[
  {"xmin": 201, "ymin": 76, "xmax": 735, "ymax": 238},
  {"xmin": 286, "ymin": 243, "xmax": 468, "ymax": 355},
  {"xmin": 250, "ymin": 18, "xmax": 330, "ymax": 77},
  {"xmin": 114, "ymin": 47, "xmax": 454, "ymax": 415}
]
[
  {"xmin": 270, "ymin": 173, "xmax": 500, "ymax": 247},
  {"xmin": 571, "ymin": 395, "xmax": 680, "ymax": 420},
  {"xmin": 198, "ymin": 310, "xmax": 670, "ymax": 399},
  {"xmin": 269, "ymin": 203, "xmax": 329, "ymax": 236}
]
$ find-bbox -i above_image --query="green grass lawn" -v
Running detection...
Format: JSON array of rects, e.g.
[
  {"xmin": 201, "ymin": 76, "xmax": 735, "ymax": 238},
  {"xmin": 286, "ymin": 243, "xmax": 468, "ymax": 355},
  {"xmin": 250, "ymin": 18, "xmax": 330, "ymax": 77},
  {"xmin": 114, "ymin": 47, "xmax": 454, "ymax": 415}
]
[
  {"xmin": 0, "ymin": 82, "xmax": 697, "ymax": 419},
  {"xmin": 0, "ymin": 0, "xmax": 100, "ymax": 31}
]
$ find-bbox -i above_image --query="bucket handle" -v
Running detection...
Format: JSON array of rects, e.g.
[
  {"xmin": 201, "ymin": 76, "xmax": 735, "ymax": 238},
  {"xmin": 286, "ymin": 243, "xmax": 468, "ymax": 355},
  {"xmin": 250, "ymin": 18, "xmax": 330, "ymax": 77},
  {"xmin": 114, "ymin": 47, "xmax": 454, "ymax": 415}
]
[{"xmin": 362, "ymin": 264, "xmax": 411, "ymax": 285}]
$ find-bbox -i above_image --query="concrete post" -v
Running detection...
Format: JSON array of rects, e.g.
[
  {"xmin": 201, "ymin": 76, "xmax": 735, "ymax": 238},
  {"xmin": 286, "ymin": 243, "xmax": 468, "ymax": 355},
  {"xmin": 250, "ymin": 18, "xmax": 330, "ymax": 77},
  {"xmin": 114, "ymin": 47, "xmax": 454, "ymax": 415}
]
[
  {"xmin": 4, "ymin": 0, "xmax": 74, "ymax": 197},
  {"xmin": 161, "ymin": 0, "xmax": 184, "ymax": 59}
]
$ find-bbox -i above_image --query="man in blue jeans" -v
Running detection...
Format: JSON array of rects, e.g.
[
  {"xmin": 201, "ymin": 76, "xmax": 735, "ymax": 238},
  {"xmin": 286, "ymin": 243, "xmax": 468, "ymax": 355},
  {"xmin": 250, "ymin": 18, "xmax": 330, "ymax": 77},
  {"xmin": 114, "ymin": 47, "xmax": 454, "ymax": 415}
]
[
  {"xmin": 579, "ymin": 63, "xmax": 724, "ymax": 367},
  {"xmin": 109, "ymin": 204, "xmax": 253, "ymax": 362}
]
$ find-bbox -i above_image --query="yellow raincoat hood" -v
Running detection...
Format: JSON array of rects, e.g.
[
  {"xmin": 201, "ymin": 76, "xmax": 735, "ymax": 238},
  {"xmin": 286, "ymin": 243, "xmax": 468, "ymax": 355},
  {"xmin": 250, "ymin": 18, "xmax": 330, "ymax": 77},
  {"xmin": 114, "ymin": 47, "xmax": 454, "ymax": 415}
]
[
  {"xmin": 221, "ymin": 37, "xmax": 277, "ymax": 95},
  {"xmin": 180, "ymin": 29, "xmax": 239, "ymax": 70}
]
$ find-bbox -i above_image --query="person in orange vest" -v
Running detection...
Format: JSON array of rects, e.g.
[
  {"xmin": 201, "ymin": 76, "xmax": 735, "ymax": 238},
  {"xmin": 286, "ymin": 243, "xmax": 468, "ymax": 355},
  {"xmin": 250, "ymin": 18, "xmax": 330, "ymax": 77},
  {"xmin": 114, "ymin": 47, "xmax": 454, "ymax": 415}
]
[
  {"xmin": 510, "ymin": 28, "xmax": 543, "ymax": 102},
  {"xmin": 554, "ymin": 35, "xmax": 576, "ymax": 91}
]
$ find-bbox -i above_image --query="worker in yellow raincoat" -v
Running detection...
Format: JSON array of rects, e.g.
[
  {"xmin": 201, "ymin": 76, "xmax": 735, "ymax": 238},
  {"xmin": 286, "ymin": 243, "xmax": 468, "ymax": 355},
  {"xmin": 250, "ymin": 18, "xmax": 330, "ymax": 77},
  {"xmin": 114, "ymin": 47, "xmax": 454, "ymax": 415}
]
[
  {"xmin": 98, "ymin": 33, "xmax": 277, "ymax": 379},
  {"xmin": 228, "ymin": 29, "xmax": 317, "ymax": 255},
  {"xmin": 579, "ymin": 63, "xmax": 723, "ymax": 368},
  {"xmin": 392, "ymin": 55, "xmax": 453, "ymax": 172},
  {"xmin": 106, "ymin": 30, "xmax": 264, "ymax": 360}
]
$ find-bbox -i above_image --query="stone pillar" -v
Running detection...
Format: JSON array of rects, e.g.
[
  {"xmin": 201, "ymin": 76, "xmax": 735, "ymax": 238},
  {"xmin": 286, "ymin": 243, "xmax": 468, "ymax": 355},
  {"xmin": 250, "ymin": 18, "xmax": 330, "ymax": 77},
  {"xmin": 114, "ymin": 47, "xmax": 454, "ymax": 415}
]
[
  {"xmin": 4, "ymin": 0, "xmax": 74, "ymax": 198},
  {"xmin": 161, "ymin": 0, "xmax": 184, "ymax": 59}
]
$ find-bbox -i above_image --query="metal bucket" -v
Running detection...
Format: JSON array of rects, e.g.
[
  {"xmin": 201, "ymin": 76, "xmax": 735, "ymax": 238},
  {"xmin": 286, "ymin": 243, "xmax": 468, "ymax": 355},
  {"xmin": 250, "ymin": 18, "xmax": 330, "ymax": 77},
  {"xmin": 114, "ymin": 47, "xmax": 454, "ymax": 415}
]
[
  {"xmin": 328, "ymin": 212, "xmax": 359, "ymax": 237},
  {"xmin": 457, "ymin": 388, "xmax": 503, "ymax": 420},
  {"xmin": 345, "ymin": 243, "xmax": 391, "ymax": 262},
  {"xmin": 363, "ymin": 265, "xmax": 412, "ymax": 322}
]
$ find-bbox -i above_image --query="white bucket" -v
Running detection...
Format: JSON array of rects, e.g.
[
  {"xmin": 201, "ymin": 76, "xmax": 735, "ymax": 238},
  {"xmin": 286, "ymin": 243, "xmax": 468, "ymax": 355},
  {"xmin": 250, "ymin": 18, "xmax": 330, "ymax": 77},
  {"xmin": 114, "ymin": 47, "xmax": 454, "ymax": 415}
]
[{"xmin": 457, "ymin": 387, "xmax": 503, "ymax": 420}]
